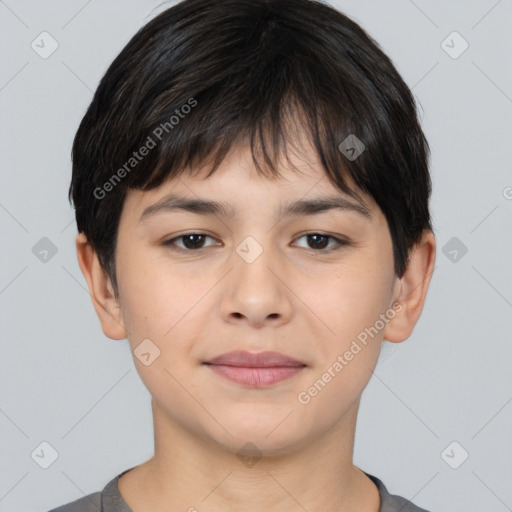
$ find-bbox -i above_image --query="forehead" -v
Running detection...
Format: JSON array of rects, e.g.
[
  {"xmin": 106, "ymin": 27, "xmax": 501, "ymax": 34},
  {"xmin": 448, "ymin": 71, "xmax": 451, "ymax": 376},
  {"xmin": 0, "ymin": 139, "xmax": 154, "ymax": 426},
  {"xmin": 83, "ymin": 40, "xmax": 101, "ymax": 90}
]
[{"xmin": 121, "ymin": 140, "xmax": 380, "ymax": 225}]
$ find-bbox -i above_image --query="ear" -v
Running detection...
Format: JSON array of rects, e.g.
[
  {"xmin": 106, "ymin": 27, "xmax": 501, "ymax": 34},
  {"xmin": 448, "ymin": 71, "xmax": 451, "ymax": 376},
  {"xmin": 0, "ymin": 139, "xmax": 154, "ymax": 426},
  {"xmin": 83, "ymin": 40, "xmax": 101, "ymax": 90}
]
[
  {"xmin": 75, "ymin": 232, "xmax": 127, "ymax": 340},
  {"xmin": 383, "ymin": 230, "xmax": 436, "ymax": 343}
]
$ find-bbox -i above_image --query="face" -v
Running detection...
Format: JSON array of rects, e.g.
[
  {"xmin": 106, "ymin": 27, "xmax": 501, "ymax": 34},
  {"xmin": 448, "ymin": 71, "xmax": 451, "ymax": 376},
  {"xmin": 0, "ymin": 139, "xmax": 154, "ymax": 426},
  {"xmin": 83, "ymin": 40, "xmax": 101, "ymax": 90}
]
[{"xmin": 113, "ymin": 142, "xmax": 401, "ymax": 457}]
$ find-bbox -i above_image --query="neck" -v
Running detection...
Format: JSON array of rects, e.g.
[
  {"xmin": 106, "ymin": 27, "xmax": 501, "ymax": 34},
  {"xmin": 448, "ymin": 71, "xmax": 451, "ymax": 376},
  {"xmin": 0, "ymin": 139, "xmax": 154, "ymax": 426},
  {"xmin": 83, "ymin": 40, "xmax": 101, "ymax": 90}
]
[{"xmin": 118, "ymin": 400, "xmax": 380, "ymax": 512}]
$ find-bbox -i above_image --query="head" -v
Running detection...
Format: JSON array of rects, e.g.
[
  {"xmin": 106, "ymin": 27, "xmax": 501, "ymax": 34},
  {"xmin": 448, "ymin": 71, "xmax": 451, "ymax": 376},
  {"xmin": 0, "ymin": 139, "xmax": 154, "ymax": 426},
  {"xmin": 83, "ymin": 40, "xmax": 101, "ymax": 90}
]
[{"xmin": 72, "ymin": 0, "xmax": 436, "ymax": 458}]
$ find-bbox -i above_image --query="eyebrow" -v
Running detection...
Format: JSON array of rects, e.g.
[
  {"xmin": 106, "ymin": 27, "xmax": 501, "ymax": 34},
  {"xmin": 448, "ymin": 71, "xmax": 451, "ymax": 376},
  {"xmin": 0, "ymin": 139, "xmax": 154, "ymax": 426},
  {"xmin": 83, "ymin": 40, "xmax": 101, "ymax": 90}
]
[{"xmin": 139, "ymin": 193, "xmax": 371, "ymax": 223}]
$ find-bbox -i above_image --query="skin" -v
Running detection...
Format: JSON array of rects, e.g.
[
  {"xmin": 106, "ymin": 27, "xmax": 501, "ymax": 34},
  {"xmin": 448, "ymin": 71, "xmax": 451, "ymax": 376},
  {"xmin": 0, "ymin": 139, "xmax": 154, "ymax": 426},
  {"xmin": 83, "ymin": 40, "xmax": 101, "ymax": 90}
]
[{"xmin": 76, "ymin": 138, "xmax": 436, "ymax": 512}]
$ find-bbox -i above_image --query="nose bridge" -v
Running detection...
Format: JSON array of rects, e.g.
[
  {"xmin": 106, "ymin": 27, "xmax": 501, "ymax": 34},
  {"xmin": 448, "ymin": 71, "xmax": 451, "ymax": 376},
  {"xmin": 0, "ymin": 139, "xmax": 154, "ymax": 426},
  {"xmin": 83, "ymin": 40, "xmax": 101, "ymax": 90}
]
[
  {"xmin": 232, "ymin": 233, "xmax": 278, "ymax": 289},
  {"xmin": 221, "ymin": 232, "xmax": 292, "ymax": 325},
  {"xmin": 235, "ymin": 234, "xmax": 268, "ymax": 266}
]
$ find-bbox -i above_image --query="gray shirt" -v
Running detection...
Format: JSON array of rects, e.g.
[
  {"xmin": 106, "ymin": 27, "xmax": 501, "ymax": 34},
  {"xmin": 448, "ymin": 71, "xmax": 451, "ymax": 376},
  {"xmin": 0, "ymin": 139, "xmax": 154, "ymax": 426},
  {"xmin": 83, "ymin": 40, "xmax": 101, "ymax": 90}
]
[{"xmin": 48, "ymin": 467, "xmax": 430, "ymax": 512}]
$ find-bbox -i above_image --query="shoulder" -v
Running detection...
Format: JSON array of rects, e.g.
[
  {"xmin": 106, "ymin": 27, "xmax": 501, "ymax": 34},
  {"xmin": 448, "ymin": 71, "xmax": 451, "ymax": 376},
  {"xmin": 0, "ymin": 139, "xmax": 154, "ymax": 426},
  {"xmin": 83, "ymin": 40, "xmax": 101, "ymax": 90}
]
[
  {"xmin": 46, "ymin": 492, "xmax": 101, "ymax": 512},
  {"xmin": 380, "ymin": 491, "xmax": 430, "ymax": 512},
  {"xmin": 365, "ymin": 472, "xmax": 431, "ymax": 512},
  {"xmin": 46, "ymin": 467, "xmax": 135, "ymax": 512}
]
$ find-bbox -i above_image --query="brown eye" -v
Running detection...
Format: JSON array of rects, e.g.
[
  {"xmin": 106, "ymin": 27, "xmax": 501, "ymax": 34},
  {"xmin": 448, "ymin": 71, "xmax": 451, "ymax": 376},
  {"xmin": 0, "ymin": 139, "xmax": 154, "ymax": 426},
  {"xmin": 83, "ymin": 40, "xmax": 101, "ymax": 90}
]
[
  {"xmin": 163, "ymin": 233, "xmax": 219, "ymax": 252},
  {"xmin": 294, "ymin": 233, "xmax": 349, "ymax": 252}
]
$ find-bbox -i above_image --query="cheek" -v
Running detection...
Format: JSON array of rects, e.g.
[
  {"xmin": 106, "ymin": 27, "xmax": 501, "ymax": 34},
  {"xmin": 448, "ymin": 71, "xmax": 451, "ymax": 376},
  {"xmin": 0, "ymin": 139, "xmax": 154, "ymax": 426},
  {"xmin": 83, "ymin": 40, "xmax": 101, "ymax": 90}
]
[
  {"xmin": 307, "ymin": 254, "xmax": 395, "ymax": 384},
  {"xmin": 115, "ymin": 252, "xmax": 205, "ymax": 398},
  {"xmin": 294, "ymin": 265, "xmax": 392, "ymax": 414},
  {"xmin": 117, "ymin": 248, "xmax": 214, "ymax": 356},
  {"xmin": 324, "ymin": 262, "xmax": 393, "ymax": 330}
]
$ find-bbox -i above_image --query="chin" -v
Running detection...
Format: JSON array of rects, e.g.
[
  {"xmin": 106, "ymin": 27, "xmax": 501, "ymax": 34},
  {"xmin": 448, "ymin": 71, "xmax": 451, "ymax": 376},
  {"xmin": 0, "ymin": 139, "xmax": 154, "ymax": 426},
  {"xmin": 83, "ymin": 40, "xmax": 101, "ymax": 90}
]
[
  {"xmin": 214, "ymin": 433, "xmax": 306, "ymax": 460},
  {"xmin": 206, "ymin": 417, "xmax": 314, "ymax": 459}
]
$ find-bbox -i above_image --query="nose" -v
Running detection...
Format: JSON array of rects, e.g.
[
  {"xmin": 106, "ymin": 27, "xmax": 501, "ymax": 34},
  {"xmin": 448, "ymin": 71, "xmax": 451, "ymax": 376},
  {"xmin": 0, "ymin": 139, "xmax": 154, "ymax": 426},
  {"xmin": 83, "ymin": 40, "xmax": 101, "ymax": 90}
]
[{"xmin": 219, "ymin": 237, "xmax": 294, "ymax": 329}]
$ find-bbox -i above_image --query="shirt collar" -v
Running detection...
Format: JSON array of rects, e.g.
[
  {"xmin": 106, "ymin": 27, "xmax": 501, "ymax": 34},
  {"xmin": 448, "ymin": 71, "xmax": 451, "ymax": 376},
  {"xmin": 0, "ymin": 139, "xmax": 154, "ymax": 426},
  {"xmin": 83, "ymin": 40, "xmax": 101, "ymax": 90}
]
[{"xmin": 101, "ymin": 467, "xmax": 418, "ymax": 512}]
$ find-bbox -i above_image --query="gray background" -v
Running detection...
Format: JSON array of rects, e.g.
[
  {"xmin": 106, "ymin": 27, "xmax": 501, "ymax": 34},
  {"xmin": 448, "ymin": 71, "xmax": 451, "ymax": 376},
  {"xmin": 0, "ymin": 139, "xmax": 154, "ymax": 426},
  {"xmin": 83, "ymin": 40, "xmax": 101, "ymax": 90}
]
[{"xmin": 1, "ymin": 1, "xmax": 511, "ymax": 511}]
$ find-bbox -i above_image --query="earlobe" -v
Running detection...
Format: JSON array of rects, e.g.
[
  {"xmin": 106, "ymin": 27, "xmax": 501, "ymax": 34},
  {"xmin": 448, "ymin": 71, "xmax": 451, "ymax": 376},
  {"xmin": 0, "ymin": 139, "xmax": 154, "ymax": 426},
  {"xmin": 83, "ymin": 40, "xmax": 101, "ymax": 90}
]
[
  {"xmin": 383, "ymin": 230, "xmax": 436, "ymax": 343},
  {"xmin": 75, "ymin": 233, "xmax": 127, "ymax": 340}
]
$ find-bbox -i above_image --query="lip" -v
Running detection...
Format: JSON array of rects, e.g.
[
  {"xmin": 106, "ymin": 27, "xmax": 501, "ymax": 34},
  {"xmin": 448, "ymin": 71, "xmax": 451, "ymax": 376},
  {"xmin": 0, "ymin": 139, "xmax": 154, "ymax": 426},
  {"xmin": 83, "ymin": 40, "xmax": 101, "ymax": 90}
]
[
  {"xmin": 205, "ymin": 350, "xmax": 305, "ymax": 367},
  {"xmin": 203, "ymin": 350, "xmax": 306, "ymax": 388}
]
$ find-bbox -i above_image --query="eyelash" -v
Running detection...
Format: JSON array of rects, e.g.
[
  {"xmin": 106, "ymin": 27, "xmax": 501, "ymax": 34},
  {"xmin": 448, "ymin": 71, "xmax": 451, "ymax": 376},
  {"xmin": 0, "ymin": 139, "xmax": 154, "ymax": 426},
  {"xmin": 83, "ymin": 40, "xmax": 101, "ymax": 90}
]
[{"xmin": 162, "ymin": 232, "xmax": 350, "ymax": 254}]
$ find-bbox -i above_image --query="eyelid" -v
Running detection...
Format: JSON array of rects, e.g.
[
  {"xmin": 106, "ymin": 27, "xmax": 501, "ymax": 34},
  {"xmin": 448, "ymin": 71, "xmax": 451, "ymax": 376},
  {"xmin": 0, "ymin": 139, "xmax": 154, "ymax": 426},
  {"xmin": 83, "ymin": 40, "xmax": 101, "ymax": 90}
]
[
  {"xmin": 162, "ymin": 232, "xmax": 220, "ymax": 251},
  {"xmin": 293, "ymin": 232, "xmax": 350, "ymax": 251}
]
